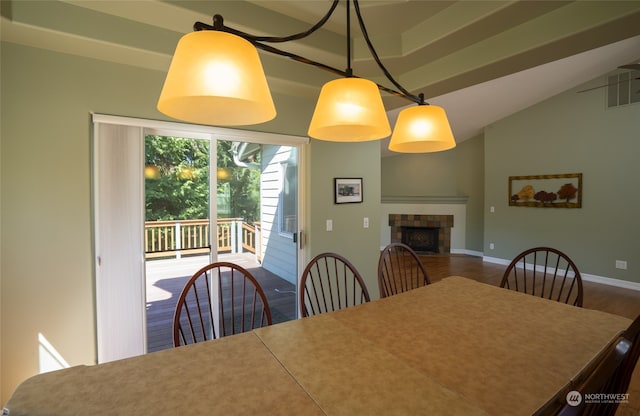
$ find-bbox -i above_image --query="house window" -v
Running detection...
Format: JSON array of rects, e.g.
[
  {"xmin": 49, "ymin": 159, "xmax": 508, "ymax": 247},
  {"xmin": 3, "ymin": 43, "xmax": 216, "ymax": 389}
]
[{"xmin": 280, "ymin": 160, "xmax": 297, "ymax": 236}]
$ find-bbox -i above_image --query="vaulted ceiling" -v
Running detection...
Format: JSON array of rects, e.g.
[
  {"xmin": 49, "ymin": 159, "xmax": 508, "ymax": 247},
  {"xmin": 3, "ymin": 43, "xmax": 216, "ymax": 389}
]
[{"xmin": 2, "ymin": 1, "xmax": 640, "ymax": 154}]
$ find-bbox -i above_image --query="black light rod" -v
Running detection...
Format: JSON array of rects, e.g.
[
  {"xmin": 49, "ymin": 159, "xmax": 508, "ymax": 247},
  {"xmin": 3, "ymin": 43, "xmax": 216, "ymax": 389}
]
[{"xmin": 192, "ymin": 19, "xmax": 423, "ymax": 105}]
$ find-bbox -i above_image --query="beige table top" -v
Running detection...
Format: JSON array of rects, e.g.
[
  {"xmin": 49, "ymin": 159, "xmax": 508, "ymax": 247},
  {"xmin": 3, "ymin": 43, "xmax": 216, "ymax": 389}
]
[
  {"xmin": 255, "ymin": 310, "xmax": 489, "ymax": 416},
  {"xmin": 3, "ymin": 331, "xmax": 325, "ymax": 416},
  {"xmin": 5, "ymin": 276, "xmax": 631, "ymax": 416},
  {"xmin": 256, "ymin": 276, "xmax": 631, "ymax": 416}
]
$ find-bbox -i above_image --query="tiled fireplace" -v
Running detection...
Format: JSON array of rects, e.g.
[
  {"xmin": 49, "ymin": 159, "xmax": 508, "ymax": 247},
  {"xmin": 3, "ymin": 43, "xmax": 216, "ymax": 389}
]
[{"xmin": 388, "ymin": 214, "xmax": 454, "ymax": 254}]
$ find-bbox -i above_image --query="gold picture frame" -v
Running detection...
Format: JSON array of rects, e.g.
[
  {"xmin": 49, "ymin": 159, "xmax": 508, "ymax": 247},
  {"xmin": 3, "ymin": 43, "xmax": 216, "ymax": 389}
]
[{"xmin": 509, "ymin": 173, "xmax": 582, "ymax": 208}]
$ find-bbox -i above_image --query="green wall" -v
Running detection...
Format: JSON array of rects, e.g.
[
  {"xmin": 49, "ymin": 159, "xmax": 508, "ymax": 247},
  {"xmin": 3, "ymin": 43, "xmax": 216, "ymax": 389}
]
[
  {"xmin": 484, "ymin": 76, "xmax": 640, "ymax": 283},
  {"xmin": 381, "ymin": 150, "xmax": 457, "ymax": 196},
  {"xmin": 1, "ymin": 42, "xmax": 174, "ymax": 402},
  {"xmin": 307, "ymin": 140, "xmax": 381, "ymax": 298},
  {"xmin": 456, "ymin": 136, "xmax": 485, "ymax": 252}
]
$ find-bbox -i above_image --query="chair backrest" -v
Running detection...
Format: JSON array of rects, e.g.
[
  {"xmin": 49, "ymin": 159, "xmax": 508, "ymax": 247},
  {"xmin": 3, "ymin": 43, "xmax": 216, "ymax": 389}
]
[
  {"xmin": 299, "ymin": 253, "xmax": 370, "ymax": 317},
  {"xmin": 616, "ymin": 313, "xmax": 640, "ymax": 398},
  {"xmin": 500, "ymin": 246, "xmax": 584, "ymax": 307},
  {"xmin": 173, "ymin": 262, "xmax": 272, "ymax": 346},
  {"xmin": 535, "ymin": 314, "xmax": 640, "ymax": 416},
  {"xmin": 377, "ymin": 243, "xmax": 430, "ymax": 298}
]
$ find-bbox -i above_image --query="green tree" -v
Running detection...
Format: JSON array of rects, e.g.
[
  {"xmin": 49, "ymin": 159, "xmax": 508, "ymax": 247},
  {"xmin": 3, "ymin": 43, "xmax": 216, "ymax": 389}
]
[
  {"xmin": 144, "ymin": 136, "xmax": 260, "ymax": 223},
  {"xmin": 145, "ymin": 135, "xmax": 210, "ymax": 221}
]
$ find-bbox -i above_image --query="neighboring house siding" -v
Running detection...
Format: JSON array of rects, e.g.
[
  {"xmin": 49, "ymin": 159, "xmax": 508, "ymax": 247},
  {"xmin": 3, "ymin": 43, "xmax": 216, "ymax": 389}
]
[{"xmin": 260, "ymin": 145, "xmax": 297, "ymax": 284}]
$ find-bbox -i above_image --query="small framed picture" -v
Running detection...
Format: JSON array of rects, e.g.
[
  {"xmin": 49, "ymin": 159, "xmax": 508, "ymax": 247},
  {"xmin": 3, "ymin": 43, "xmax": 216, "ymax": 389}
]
[{"xmin": 334, "ymin": 178, "xmax": 363, "ymax": 204}]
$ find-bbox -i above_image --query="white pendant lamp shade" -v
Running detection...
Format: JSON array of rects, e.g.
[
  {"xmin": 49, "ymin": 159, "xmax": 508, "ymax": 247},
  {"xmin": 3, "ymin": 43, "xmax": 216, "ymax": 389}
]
[
  {"xmin": 388, "ymin": 105, "xmax": 456, "ymax": 153},
  {"xmin": 308, "ymin": 77, "xmax": 391, "ymax": 141},
  {"xmin": 157, "ymin": 30, "xmax": 276, "ymax": 126}
]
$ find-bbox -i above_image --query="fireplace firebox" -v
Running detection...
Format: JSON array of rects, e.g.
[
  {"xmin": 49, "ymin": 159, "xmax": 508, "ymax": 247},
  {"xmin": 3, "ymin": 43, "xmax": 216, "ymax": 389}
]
[{"xmin": 401, "ymin": 227, "xmax": 439, "ymax": 254}]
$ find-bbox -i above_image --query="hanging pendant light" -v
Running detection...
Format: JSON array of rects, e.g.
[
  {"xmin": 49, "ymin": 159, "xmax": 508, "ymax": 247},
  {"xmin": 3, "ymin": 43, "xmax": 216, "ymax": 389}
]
[
  {"xmin": 308, "ymin": 77, "xmax": 390, "ymax": 141},
  {"xmin": 158, "ymin": 1, "xmax": 455, "ymax": 151},
  {"xmin": 307, "ymin": 0, "xmax": 389, "ymax": 142},
  {"xmin": 157, "ymin": 27, "xmax": 275, "ymax": 126},
  {"xmin": 389, "ymin": 104, "xmax": 456, "ymax": 153}
]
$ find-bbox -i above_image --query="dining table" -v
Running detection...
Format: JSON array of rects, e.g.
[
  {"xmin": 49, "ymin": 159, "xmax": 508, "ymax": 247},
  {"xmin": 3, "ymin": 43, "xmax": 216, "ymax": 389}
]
[{"xmin": 3, "ymin": 276, "xmax": 632, "ymax": 415}]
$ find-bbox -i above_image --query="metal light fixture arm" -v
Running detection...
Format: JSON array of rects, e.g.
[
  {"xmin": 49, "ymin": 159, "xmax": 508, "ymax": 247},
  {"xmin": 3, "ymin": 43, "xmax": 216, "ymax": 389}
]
[
  {"xmin": 352, "ymin": 0, "xmax": 424, "ymax": 105},
  {"xmin": 191, "ymin": 0, "xmax": 422, "ymax": 103}
]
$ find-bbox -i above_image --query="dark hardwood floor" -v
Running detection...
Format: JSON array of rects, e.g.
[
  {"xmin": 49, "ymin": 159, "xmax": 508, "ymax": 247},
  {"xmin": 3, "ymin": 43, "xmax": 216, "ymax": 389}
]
[{"xmin": 146, "ymin": 253, "xmax": 640, "ymax": 415}]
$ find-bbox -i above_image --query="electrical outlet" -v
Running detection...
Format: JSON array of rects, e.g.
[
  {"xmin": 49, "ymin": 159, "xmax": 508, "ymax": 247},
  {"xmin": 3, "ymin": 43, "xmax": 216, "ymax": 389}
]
[
  {"xmin": 490, "ymin": 206, "xmax": 495, "ymax": 213},
  {"xmin": 363, "ymin": 217, "xmax": 369, "ymax": 228},
  {"xmin": 326, "ymin": 219, "xmax": 333, "ymax": 232},
  {"xmin": 489, "ymin": 243, "xmax": 495, "ymax": 250},
  {"xmin": 615, "ymin": 260, "xmax": 627, "ymax": 270}
]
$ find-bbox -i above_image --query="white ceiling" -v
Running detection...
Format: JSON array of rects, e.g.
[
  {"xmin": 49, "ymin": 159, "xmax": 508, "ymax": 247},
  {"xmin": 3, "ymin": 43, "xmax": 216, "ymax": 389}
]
[{"xmin": 2, "ymin": 0, "xmax": 639, "ymax": 156}]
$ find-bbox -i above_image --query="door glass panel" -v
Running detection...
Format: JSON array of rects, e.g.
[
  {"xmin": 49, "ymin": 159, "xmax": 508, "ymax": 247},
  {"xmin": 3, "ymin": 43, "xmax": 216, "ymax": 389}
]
[
  {"xmin": 145, "ymin": 136, "xmax": 298, "ymax": 353},
  {"xmin": 217, "ymin": 141, "xmax": 298, "ymax": 328},
  {"xmin": 144, "ymin": 135, "xmax": 211, "ymax": 352},
  {"xmin": 280, "ymin": 151, "xmax": 298, "ymax": 236}
]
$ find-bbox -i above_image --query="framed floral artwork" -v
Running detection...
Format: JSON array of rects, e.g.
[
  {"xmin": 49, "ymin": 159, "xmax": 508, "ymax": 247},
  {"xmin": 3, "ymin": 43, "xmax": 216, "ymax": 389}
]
[{"xmin": 509, "ymin": 173, "xmax": 582, "ymax": 208}]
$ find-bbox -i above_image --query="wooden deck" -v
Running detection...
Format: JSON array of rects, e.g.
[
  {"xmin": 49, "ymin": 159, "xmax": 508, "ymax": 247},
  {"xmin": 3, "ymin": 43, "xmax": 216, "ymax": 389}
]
[{"xmin": 145, "ymin": 253, "xmax": 296, "ymax": 352}]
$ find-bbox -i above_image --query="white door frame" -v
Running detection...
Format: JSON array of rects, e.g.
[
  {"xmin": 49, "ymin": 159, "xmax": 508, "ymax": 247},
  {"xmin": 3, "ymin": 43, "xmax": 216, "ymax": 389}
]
[{"xmin": 92, "ymin": 113, "xmax": 308, "ymax": 361}]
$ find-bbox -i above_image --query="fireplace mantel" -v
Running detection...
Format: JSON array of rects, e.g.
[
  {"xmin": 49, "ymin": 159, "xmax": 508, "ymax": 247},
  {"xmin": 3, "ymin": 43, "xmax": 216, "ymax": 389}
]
[{"xmin": 382, "ymin": 196, "xmax": 468, "ymax": 204}]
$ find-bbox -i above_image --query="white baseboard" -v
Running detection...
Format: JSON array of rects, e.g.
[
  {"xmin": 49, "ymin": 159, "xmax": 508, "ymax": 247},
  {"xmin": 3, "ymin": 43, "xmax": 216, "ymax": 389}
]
[
  {"xmin": 452, "ymin": 248, "xmax": 483, "ymax": 257},
  {"xmin": 580, "ymin": 273, "xmax": 640, "ymax": 292},
  {"xmin": 482, "ymin": 256, "xmax": 640, "ymax": 292},
  {"xmin": 482, "ymin": 256, "xmax": 511, "ymax": 266}
]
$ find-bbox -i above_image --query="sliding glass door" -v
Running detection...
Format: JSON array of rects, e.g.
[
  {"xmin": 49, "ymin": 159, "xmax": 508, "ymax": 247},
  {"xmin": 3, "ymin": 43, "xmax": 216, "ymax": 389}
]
[{"xmin": 93, "ymin": 114, "xmax": 306, "ymax": 361}]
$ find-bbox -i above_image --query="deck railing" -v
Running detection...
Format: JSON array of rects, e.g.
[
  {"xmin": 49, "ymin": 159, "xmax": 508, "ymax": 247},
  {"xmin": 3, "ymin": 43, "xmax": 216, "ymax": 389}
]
[{"xmin": 145, "ymin": 219, "xmax": 261, "ymax": 261}]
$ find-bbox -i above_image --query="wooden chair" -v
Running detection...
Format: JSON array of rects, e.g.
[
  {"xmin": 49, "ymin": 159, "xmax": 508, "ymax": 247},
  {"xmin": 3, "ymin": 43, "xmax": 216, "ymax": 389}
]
[
  {"xmin": 173, "ymin": 262, "xmax": 272, "ymax": 346},
  {"xmin": 534, "ymin": 313, "xmax": 640, "ymax": 416},
  {"xmin": 500, "ymin": 246, "xmax": 584, "ymax": 307},
  {"xmin": 583, "ymin": 313, "xmax": 640, "ymax": 416},
  {"xmin": 377, "ymin": 243, "xmax": 430, "ymax": 298},
  {"xmin": 299, "ymin": 253, "xmax": 370, "ymax": 317}
]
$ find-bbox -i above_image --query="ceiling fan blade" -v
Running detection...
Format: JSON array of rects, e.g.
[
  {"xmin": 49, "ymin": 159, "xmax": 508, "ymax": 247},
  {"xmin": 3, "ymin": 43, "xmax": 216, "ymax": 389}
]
[
  {"xmin": 619, "ymin": 64, "xmax": 640, "ymax": 71},
  {"xmin": 577, "ymin": 76, "xmax": 640, "ymax": 94}
]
